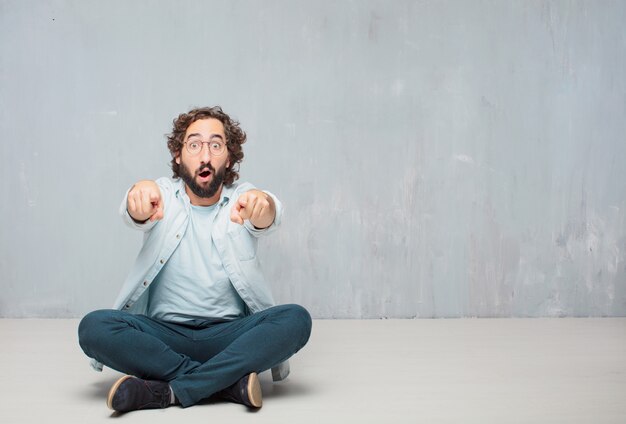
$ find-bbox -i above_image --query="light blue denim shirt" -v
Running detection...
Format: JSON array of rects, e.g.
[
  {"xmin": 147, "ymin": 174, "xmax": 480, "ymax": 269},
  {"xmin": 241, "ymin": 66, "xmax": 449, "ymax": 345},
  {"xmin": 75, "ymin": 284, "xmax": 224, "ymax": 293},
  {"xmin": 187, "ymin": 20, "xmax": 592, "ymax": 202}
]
[{"xmin": 89, "ymin": 177, "xmax": 290, "ymax": 381}]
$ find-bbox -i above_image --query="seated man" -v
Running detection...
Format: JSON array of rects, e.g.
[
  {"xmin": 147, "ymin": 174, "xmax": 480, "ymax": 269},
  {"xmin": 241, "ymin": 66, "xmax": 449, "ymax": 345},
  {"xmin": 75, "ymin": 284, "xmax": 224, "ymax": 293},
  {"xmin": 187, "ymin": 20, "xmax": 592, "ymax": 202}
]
[{"xmin": 78, "ymin": 106, "xmax": 312, "ymax": 412}]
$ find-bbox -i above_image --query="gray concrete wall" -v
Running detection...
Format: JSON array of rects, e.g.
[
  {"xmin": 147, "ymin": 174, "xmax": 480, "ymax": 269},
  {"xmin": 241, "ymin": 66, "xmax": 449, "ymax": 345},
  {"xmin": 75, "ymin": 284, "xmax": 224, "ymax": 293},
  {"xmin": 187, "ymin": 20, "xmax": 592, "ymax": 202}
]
[{"xmin": 1, "ymin": 0, "xmax": 625, "ymax": 318}]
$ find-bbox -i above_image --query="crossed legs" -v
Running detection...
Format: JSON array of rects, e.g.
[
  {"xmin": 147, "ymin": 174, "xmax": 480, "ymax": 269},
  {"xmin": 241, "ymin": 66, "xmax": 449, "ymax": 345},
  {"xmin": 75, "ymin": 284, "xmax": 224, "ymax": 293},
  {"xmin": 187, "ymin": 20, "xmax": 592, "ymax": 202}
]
[{"xmin": 78, "ymin": 304, "xmax": 312, "ymax": 408}]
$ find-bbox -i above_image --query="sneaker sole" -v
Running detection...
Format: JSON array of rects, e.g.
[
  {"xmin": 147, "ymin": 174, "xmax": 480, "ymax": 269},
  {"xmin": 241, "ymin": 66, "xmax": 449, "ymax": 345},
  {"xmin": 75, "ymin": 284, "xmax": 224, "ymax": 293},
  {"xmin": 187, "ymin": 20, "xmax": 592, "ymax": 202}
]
[
  {"xmin": 247, "ymin": 372, "xmax": 263, "ymax": 408},
  {"xmin": 106, "ymin": 375, "xmax": 134, "ymax": 410}
]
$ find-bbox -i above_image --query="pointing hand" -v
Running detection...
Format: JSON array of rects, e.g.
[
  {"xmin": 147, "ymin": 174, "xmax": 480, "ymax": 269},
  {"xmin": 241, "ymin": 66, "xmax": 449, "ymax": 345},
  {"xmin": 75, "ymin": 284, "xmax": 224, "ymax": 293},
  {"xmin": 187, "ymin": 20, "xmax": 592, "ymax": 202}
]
[
  {"xmin": 127, "ymin": 180, "xmax": 164, "ymax": 223},
  {"xmin": 230, "ymin": 190, "xmax": 275, "ymax": 229}
]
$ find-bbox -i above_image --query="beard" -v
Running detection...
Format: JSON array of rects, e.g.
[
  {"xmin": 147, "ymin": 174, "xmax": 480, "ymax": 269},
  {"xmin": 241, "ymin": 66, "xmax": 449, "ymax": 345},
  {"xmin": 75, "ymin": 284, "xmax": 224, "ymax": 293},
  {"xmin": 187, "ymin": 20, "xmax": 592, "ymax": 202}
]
[{"xmin": 179, "ymin": 161, "xmax": 227, "ymax": 199}]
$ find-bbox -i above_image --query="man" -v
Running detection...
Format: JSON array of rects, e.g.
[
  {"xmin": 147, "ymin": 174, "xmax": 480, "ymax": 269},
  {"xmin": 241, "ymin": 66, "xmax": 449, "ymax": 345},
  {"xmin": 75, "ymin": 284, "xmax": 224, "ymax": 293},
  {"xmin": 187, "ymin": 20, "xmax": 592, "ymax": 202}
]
[{"xmin": 78, "ymin": 106, "xmax": 312, "ymax": 412}]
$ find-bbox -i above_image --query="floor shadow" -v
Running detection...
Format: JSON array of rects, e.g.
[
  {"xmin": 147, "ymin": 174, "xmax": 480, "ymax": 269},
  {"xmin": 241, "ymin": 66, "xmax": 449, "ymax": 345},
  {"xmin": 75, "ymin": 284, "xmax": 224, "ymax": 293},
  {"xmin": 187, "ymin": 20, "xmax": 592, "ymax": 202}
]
[
  {"xmin": 260, "ymin": 378, "xmax": 315, "ymax": 400},
  {"xmin": 78, "ymin": 376, "xmax": 122, "ymax": 400}
]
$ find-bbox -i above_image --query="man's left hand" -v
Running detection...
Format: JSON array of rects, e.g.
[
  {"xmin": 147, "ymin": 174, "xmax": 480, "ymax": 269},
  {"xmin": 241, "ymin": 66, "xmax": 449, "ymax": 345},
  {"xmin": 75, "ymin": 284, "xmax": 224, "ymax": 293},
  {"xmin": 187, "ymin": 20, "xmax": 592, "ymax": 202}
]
[{"xmin": 230, "ymin": 190, "xmax": 276, "ymax": 229}]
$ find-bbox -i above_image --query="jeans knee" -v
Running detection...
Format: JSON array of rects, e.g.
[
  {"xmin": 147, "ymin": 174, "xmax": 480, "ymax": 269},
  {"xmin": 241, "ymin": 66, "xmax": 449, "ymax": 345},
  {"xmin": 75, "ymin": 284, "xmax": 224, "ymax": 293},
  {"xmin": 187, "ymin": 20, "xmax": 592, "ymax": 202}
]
[
  {"xmin": 282, "ymin": 304, "xmax": 312, "ymax": 345},
  {"xmin": 78, "ymin": 309, "xmax": 113, "ymax": 354}
]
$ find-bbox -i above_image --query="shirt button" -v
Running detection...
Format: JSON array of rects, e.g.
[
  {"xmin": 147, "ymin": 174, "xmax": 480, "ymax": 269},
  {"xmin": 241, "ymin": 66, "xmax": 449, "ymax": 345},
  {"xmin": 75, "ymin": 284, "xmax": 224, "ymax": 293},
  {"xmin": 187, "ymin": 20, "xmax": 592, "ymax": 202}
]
[
  {"xmin": 143, "ymin": 281, "xmax": 148, "ymax": 286},
  {"xmin": 160, "ymin": 259, "xmax": 165, "ymax": 264},
  {"xmin": 176, "ymin": 234, "xmax": 181, "ymax": 239}
]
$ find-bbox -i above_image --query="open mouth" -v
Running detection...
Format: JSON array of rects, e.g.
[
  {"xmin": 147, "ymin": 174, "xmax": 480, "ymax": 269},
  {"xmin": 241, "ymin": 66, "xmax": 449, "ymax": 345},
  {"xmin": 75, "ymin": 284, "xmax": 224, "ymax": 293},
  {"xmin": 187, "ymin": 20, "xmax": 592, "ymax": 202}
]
[{"xmin": 198, "ymin": 169, "xmax": 212, "ymax": 181}]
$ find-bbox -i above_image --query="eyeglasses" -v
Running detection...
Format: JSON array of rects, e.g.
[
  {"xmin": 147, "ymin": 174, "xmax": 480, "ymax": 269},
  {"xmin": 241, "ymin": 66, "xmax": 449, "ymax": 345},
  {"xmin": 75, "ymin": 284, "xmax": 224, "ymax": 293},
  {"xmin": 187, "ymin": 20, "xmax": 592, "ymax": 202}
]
[{"xmin": 185, "ymin": 138, "xmax": 227, "ymax": 156}]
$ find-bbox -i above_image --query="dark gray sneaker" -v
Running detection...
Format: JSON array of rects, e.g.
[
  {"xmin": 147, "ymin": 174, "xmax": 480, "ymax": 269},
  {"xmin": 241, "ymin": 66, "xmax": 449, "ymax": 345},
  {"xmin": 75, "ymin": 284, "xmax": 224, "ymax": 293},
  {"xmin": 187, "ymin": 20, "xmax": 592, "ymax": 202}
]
[
  {"xmin": 106, "ymin": 375, "xmax": 172, "ymax": 412},
  {"xmin": 217, "ymin": 372, "xmax": 263, "ymax": 408}
]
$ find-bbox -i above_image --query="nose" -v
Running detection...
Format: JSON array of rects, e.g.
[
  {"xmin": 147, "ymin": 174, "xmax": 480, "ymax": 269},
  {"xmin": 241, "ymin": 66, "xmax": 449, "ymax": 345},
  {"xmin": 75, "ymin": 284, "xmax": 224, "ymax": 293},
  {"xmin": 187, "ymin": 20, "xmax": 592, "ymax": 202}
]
[{"xmin": 199, "ymin": 142, "xmax": 211, "ymax": 163}]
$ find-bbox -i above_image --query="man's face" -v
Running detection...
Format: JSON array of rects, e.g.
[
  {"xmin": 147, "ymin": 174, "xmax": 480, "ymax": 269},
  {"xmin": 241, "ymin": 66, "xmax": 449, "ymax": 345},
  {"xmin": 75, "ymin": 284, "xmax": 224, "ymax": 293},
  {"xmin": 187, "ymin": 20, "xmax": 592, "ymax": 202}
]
[{"xmin": 176, "ymin": 118, "xmax": 230, "ymax": 201}]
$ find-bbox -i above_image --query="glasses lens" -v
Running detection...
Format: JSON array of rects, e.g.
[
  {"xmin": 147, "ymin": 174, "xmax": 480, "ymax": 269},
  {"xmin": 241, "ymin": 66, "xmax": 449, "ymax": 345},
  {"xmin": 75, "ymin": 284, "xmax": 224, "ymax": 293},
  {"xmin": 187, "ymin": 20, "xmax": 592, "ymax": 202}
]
[
  {"xmin": 187, "ymin": 142, "xmax": 200, "ymax": 155},
  {"xmin": 210, "ymin": 142, "xmax": 225, "ymax": 156}
]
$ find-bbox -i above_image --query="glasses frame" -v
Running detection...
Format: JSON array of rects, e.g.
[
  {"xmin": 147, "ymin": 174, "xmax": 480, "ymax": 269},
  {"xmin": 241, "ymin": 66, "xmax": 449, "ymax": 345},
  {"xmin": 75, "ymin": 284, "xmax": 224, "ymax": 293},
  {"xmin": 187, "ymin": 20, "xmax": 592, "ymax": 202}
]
[{"xmin": 184, "ymin": 138, "xmax": 227, "ymax": 157}]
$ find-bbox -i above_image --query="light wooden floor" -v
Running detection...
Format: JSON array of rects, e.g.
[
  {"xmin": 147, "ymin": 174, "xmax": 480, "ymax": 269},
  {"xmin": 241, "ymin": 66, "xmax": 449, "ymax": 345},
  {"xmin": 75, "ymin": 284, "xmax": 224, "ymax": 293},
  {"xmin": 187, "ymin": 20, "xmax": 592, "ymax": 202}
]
[{"xmin": 2, "ymin": 318, "xmax": 625, "ymax": 423}]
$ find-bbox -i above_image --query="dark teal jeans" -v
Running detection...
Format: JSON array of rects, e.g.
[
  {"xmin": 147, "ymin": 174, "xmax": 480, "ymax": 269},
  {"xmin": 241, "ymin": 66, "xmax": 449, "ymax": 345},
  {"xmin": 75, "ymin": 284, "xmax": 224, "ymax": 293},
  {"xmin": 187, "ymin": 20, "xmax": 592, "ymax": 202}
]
[{"xmin": 78, "ymin": 304, "xmax": 312, "ymax": 407}]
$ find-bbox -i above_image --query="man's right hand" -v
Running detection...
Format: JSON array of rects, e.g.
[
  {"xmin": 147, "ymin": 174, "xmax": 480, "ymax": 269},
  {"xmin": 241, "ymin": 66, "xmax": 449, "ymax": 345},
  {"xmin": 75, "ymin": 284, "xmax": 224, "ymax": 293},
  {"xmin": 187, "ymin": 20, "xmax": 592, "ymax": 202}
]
[{"xmin": 127, "ymin": 180, "xmax": 164, "ymax": 223}]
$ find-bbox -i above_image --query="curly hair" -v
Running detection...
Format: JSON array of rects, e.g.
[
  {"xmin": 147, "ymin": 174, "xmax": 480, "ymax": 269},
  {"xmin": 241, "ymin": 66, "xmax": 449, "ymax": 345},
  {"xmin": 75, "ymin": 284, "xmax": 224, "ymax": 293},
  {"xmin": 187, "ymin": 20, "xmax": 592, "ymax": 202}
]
[{"xmin": 167, "ymin": 106, "xmax": 246, "ymax": 186}]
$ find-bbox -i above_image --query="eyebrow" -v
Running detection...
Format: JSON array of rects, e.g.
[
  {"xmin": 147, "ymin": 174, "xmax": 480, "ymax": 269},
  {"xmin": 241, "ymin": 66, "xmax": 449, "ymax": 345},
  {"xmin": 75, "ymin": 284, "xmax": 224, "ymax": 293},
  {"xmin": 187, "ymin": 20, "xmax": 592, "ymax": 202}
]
[{"xmin": 186, "ymin": 133, "xmax": 224, "ymax": 141}]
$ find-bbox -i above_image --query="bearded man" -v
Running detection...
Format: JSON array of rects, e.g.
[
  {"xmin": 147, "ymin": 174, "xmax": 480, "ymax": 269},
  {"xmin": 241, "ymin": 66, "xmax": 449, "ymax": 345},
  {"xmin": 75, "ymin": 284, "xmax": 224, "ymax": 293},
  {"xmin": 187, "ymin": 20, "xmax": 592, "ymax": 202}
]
[{"xmin": 78, "ymin": 106, "xmax": 311, "ymax": 412}]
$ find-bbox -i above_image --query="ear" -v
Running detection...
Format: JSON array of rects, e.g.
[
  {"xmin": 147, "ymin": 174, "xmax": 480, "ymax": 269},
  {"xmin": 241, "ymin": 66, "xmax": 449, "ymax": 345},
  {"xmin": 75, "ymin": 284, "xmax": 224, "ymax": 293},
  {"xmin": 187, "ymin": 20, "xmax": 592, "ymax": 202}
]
[{"xmin": 175, "ymin": 152, "xmax": 181, "ymax": 165}]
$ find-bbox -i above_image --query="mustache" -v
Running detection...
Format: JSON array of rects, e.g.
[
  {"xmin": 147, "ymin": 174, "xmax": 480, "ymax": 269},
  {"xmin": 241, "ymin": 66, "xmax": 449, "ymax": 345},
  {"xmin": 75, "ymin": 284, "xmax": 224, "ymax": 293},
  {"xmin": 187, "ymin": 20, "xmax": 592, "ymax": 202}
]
[{"xmin": 196, "ymin": 163, "xmax": 215, "ymax": 175}]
